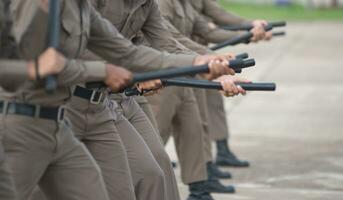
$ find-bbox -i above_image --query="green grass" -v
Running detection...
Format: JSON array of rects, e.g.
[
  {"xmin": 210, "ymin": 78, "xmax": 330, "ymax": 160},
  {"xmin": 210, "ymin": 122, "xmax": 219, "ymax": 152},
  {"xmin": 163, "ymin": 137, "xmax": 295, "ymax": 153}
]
[{"xmin": 218, "ymin": 0, "xmax": 343, "ymax": 21}]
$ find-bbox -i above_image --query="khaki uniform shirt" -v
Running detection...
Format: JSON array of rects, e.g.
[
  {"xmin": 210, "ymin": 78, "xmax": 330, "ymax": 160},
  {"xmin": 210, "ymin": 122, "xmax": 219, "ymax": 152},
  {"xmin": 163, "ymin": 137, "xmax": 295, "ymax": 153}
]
[
  {"xmin": 158, "ymin": 0, "xmax": 239, "ymax": 53},
  {"xmin": 0, "ymin": 0, "xmax": 26, "ymax": 90},
  {"xmin": 91, "ymin": 0, "xmax": 193, "ymax": 55},
  {"xmin": 189, "ymin": 0, "xmax": 250, "ymax": 26},
  {"xmin": 4, "ymin": 0, "xmax": 196, "ymax": 106}
]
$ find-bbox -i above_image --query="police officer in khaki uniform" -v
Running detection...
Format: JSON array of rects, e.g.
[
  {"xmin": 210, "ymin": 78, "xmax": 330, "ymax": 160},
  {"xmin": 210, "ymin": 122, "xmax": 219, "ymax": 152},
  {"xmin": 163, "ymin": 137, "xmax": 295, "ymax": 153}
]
[
  {"xmin": 0, "ymin": 53, "xmax": 66, "ymax": 200},
  {"xmin": 20, "ymin": 1, "xmax": 233, "ymax": 200},
  {"xmin": 88, "ymin": 2, "xmax": 242, "ymax": 200},
  {"xmin": 76, "ymin": 1, "xmax": 238, "ymax": 200},
  {"xmin": 0, "ymin": 0, "xmax": 81, "ymax": 199},
  {"xmin": 189, "ymin": 0, "xmax": 272, "ymax": 168},
  {"xmin": 3, "ymin": 5, "xmax": 113, "ymax": 200},
  {"xmin": 154, "ymin": 0, "xmax": 253, "ymax": 198},
  {"xmin": 9, "ymin": 0, "xmax": 212, "ymax": 199}
]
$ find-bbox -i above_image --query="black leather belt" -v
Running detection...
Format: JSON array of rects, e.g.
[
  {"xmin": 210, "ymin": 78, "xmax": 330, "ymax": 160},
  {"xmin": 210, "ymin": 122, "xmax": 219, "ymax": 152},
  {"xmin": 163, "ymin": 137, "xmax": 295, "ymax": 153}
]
[
  {"xmin": 0, "ymin": 101, "xmax": 64, "ymax": 122},
  {"xmin": 73, "ymin": 86, "xmax": 105, "ymax": 104}
]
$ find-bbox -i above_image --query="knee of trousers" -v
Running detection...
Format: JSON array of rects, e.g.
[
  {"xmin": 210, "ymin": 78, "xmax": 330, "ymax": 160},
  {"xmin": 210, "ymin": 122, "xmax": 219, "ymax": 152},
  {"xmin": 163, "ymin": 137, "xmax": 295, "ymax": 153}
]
[
  {"xmin": 150, "ymin": 145, "xmax": 172, "ymax": 170},
  {"xmin": 138, "ymin": 159, "xmax": 165, "ymax": 184}
]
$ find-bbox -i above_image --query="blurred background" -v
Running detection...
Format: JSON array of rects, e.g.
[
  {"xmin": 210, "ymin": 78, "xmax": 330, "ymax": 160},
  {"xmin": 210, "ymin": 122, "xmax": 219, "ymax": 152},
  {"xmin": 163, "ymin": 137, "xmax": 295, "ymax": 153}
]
[{"xmin": 166, "ymin": 1, "xmax": 343, "ymax": 200}]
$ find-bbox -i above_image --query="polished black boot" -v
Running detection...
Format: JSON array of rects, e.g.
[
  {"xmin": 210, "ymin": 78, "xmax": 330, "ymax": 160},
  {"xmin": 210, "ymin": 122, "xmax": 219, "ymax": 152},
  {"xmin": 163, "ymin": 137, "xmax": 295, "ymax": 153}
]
[
  {"xmin": 203, "ymin": 179, "xmax": 235, "ymax": 194},
  {"xmin": 215, "ymin": 139, "xmax": 250, "ymax": 167},
  {"xmin": 171, "ymin": 161, "xmax": 177, "ymax": 168},
  {"xmin": 207, "ymin": 161, "xmax": 231, "ymax": 179},
  {"xmin": 188, "ymin": 181, "xmax": 214, "ymax": 200}
]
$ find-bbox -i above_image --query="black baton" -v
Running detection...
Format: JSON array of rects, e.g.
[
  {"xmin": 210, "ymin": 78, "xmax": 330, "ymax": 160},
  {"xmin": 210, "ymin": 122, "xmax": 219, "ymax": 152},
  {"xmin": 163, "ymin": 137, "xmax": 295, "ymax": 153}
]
[
  {"xmin": 45, "ymin": 0, "xmax": 60, "ymax": 93},
  {"xmin": 86, "ymin": 58, "xmax": 255, "ymax": 89},
  {"xmin": 210, "ymin": 25, "xmax": 273, "ymax": 51},
  {"xmin": 221, "ymin": 21, "xmax": 286, "ymax": 31},
  {"xmin": 124, "ymin": 78, "xmax": 276, "ymax": 96}
]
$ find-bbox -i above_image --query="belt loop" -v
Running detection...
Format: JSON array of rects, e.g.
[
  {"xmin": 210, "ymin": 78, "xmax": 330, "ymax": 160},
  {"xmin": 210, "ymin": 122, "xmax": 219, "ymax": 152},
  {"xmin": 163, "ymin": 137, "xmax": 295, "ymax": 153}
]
[
  {"xmin": 5, "ymin": 101, "xmax": 13, "ymax": 116},
  {"xmin": 34, "ymin": 105, "xmax": 41, "ymax": 118},
  {"xmin": 57, "ymin": 106, "xmax": 65, "ymax": 123},
  {"xmin": 1, "ymin": 101, "xmax": 8, "ymax": 115}
]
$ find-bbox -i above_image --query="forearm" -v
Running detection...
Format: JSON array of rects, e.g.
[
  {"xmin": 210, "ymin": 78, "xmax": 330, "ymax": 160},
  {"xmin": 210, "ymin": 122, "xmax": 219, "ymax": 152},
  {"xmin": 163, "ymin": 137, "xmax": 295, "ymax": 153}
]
[
  {"xmin": 88, "ymin": 6, "xmax": 196, "ymax": 72},
  {"xmin": 56, "ymin": 60, "xmax": 107, "ymax": 86},
  {"xmin": 204, "ymin": 0, "xmax": 250, "ymax": 26},
  {"xmin": 204, "ymin": 29, "xmax": 242, "ymax": 44},
  {"xmin": 0, "ymin": 60, "xmax": 28, "ymax": 91}
]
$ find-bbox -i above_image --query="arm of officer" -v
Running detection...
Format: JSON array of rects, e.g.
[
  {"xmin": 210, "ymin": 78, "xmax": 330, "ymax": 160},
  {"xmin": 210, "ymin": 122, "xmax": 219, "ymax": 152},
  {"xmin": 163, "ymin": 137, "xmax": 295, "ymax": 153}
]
[
  {"xmin": 157, "ymin": 0, "xmax": 213, "ymax": 55},
  {"xmin": 192, "ymin": 10, "xmax": 242, "ymax": 44},
  {"xmin": 141, "ymin": 0, "xmax": 195, "ymax": 55},
  {"xmin": 163, "ymin": 18, "xmax": 212, "ymax": 55},
  {"xmin": 203, "ymin": 0, "xmax": 250, "ymax": 26},
  {"xmin": 87, "ymin": 6, "xmax": 196, "ymax": 72},
  {"xmin": 0, "ymin": 60, "xmax": 29, "ymax": 91}
]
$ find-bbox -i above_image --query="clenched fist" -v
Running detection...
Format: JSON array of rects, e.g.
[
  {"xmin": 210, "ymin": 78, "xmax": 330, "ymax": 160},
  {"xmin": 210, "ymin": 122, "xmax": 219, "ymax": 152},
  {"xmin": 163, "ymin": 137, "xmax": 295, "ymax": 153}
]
[{"xmin": 105, "ymin": 64, "xmax": 133, "ymax": 92}]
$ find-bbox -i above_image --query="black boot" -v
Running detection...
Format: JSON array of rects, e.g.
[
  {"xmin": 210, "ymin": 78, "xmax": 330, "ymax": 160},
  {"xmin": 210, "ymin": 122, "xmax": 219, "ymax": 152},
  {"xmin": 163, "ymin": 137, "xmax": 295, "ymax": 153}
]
[
  {"xmin": 188, "ymin": 182, "xmax": 214, "ymax": 200},
  {"xmin": 207, "ymin": 161, "xmax": 231, "ymax": 179},
  {"xmin": 171, "ymin": 161, "xmax": 177, "ymax": 168},
  {"xmin": 203, "ymin": 179, "xmax": 235, "ymax": 194},
  {"xmin": 215, "ymin": 139, "xmax": 250, "ymax": 167}
]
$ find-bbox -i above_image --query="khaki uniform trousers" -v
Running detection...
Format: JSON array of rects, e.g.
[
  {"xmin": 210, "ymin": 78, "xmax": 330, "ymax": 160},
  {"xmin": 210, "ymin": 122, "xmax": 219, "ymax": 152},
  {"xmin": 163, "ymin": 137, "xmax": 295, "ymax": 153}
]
[
  {"xmin": 1, "ymin": 113, "xmax": 109, "ymax": 200},
  {"xmin": 116, "ymin": 95, "xmax": 181, "ymax": 200},
  {"xmin": 65, "ymin": 97, "xmax": 136, "ymax": 200},
  {"xmin": 206, "ymin": 90, "xmax": 229, "ymax": 140},
  {"xmin": 147, "ymin": 87, "xmax": 208, "ymax": 184},
  {"xmin": 112, "ymin": 98, "xmax": 165, "ymax": 200},
  {"xmin": 193, "ymin": 89, "xmax": 213, "ymax": 163},
  {"xmin": 0, "ymin": 114, "xmax": 17, "ymax": 200},
  {"xmin": 133, "ymin": 96, "xmax": 159, "ymax": 129}
]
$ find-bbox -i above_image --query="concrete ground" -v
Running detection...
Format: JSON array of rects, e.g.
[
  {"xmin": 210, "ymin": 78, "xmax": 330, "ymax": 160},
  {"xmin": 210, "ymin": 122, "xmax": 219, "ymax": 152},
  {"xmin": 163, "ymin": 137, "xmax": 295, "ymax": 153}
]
[{"xmin": 165, "ymin": 22, "xmax": 343, "ymax": 200}]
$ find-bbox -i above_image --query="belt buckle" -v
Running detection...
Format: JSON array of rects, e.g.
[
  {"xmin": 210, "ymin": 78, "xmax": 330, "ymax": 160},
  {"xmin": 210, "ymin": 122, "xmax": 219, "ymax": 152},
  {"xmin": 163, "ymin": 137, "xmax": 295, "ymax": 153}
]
[
  {"xmin": 90, "ymin": 90, "xmax": 103, "ymax": 105},
  {"xmin": 57, "ymin": 106, "xmax": 65, "ymax": 123}
]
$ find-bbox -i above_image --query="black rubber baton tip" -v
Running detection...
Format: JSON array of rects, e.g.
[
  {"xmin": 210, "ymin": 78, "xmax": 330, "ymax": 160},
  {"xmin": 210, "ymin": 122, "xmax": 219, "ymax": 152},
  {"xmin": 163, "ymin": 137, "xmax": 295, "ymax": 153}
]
[
  {"xmin": 243, "ymin": 59, "xmax": 255, "ymax": 68},
  {"xmin": 273, "ymin": 31, "xmax": 286, "ymax": 37},
  {"xmin": 237, "ymin": 83, "xmax": 276, "ymax": 91},
  {"xmin": 236, "ymin": 53, "xmax": 249, "ymax": 59},
  {"xmin": 269, "ymin": 21, "xmax": 287, "ymax": 28}
]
